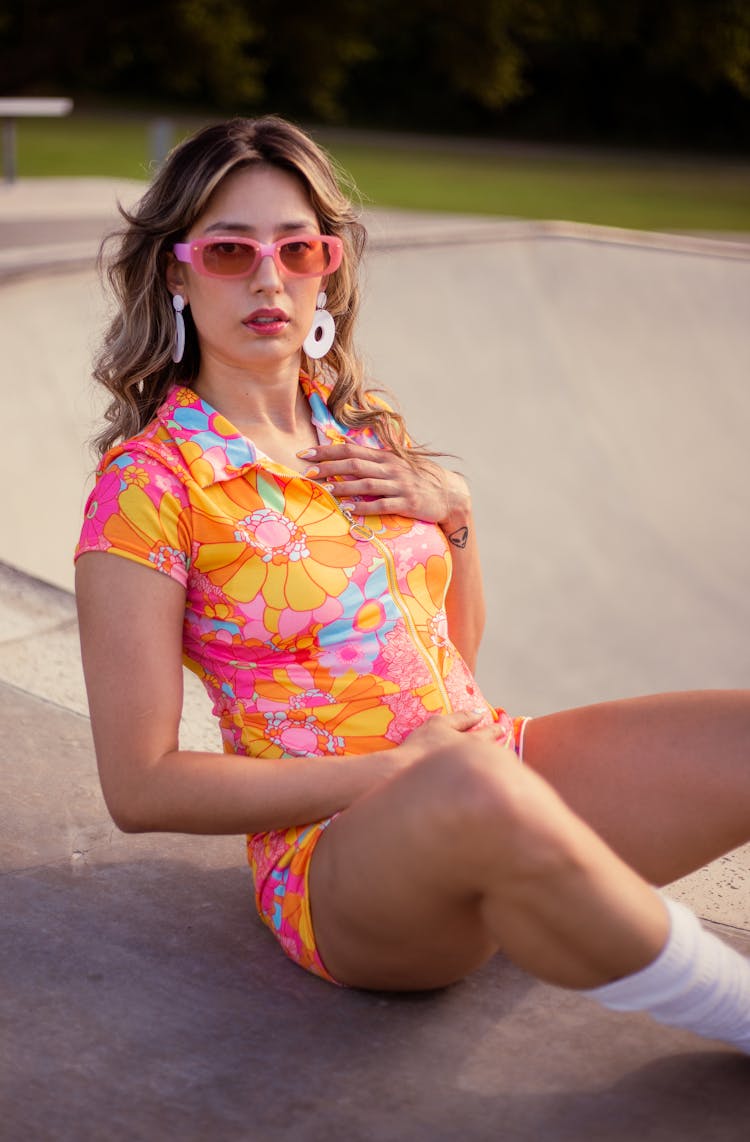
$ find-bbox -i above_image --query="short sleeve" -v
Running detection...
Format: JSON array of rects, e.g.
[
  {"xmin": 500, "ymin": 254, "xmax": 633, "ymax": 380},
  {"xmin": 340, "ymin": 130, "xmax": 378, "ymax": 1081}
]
[{"xmin": 75, "ymin": 450, "xmax": 192, "ymax": 587}]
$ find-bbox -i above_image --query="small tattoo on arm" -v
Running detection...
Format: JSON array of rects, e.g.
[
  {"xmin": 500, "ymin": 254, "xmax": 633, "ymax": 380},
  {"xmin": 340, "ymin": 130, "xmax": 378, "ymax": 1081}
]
[{"xmin": 447, "ymin": 526, "xmax": 469, "ymax": 548}]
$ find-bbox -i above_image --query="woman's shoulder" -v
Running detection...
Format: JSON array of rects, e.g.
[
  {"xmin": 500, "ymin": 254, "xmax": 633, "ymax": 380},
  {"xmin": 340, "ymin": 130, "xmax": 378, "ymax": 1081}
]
[{"xmin": 97, "ymin": 386, "xmax": 193, "ymax": 484}]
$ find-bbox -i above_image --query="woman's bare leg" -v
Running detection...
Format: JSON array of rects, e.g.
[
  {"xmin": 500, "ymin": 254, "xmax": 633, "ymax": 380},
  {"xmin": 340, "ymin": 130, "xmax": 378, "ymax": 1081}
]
[
  {"xmin": 309, "ymin": 736, "xmax": 667, "ymax": 992},
  {"xmin": 522, "ymin": 689, "xmax": 750, "ymax": 884}
]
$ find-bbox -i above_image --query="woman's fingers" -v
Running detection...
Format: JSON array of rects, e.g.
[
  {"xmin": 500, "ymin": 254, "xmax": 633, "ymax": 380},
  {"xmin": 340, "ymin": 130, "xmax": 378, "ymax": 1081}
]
[
  {"xmin": 447, "ymin": 708, "xmax": 488, "ymax": 731},
  {"xmin": 298, "ymin": 442, "xmax": 379, "ymax": 463},
  {"xmin": 298, "ymin": 443, "xmax": 452, "ymax": 526},
  {"xmin": 396, "ymin": 710, "xmax": 515, "ymax": 772}
]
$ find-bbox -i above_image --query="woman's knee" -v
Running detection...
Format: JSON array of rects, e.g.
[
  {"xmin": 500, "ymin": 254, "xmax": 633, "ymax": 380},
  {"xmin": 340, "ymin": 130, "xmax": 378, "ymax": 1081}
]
[
  {"xmin": 412, "ymin": 736, "xmax": 588, "ymax": 881},
  {"xmin": 407, "ymin": 736, "xmax": 533, "ymax": 838}
]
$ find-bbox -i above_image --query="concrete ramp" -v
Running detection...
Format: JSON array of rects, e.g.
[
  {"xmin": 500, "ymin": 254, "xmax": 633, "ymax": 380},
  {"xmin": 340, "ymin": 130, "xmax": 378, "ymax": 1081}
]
[{"xmin": 1, "ymin": 183, "xmax": 749, "ymax": 1139}]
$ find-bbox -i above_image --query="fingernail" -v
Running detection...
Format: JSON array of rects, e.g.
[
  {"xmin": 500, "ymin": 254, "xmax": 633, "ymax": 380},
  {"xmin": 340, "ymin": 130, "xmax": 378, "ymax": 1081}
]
[
  {"xmin": 303, "ymin": 466, "xmax": 320, "ymax": 477},
  {"xmin": 339, "ymin": 500, "xmax": 355, "ymax": 510},
  {"xmin": 297, "ymin": 449, "xmax": 316, "ymax": 459}
]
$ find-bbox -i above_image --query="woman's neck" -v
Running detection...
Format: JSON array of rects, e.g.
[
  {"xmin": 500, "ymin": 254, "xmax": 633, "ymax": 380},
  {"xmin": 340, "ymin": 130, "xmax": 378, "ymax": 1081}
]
[
  {"xmin": 192, "ymin": 356, "xmax": 305, "ymax": 436},
  {"xmin": 191, "ymin": 356, "xmax": 319, "ymax": 470}
]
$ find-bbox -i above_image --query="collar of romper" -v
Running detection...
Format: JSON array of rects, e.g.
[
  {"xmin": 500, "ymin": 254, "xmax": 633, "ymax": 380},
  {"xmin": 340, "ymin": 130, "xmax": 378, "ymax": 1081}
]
[{"xmin": 156, "ymin": 371, "xmax": 348, "ymax": 489}]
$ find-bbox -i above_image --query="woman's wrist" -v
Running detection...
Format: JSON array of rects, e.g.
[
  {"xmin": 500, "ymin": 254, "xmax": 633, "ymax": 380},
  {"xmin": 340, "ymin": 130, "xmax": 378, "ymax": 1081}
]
[{"xmin": 438, "ymin": 470, "xmax": 472, "ymax": 542}]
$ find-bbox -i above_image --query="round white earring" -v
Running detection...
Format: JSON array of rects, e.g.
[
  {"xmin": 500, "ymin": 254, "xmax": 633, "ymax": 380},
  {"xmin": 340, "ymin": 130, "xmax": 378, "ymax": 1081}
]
[
  {"xmin": 303, "ymin": 291, "xmax": 335, "ymax": 360},
  {"xmin": 172, "ymin": 294, "xmax": 186, "ymax": 363}
]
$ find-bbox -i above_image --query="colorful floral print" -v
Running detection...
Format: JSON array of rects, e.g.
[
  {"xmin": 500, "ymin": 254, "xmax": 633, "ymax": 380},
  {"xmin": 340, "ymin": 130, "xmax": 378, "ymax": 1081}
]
[{"xmin": 76, "ymin": 373, "xmax": 520, "ymax": 981}]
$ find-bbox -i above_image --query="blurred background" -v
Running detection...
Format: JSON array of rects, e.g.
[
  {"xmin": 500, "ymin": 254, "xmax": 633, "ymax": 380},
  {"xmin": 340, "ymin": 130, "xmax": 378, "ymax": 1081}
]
[
  {"xmin": 1, "ymin": 0, "xmax": 749, "ymax": 717},
  {"xmin": 2, "ymin": 0, "xmax": 750, "ymax": 230},
  {"xmin": 2, "ymin": 9, "xmax": 750, "ymax": 1128}
]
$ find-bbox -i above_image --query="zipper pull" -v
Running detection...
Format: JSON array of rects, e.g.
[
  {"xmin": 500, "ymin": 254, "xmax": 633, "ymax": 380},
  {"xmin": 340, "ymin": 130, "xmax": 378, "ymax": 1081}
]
[{"xmin": 340, "ymin": 505, "xmax": 374, "ymax": 540}]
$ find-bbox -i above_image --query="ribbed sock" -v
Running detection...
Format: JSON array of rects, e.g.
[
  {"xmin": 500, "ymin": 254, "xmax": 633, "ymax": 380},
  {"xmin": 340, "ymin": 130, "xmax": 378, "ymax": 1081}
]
[{"xmin": 583, "ymin": 896, "xmax": 750, "ymax": 1054}]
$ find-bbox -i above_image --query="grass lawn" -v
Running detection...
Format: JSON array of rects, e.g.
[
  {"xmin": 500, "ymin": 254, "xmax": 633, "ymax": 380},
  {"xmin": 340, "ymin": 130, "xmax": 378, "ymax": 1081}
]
[{"xmin": 13, "ymin": 112, "xmax": 750, "ymax": 233}]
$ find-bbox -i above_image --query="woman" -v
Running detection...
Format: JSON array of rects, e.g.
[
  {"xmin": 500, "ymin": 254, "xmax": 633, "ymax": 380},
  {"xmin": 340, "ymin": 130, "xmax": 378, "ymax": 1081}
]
[{"xmin": 75, "ymin": 116, "xmax": 750, "ymax": 1053}]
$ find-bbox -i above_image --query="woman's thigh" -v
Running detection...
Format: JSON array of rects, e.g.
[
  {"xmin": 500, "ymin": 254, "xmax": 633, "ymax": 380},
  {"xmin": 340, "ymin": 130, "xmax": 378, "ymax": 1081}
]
[
  {"xmin": 308, "ymin": 745, "xmax": 514, "ymax": 991},
  {"xmin": 523, "ymin": 689, "xmax": 750, "ymax": 885}
]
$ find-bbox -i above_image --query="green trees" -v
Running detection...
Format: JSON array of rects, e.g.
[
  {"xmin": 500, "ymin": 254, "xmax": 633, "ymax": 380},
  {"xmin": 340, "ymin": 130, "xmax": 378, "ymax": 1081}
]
[{"xmin": 1, "ymin": 0, "xmax": 748, "ymax": 145}]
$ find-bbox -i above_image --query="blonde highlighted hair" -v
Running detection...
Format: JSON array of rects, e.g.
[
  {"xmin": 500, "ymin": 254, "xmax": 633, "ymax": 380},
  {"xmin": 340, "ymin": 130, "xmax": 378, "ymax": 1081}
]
[{"xmin": 92, "ymin": 116, "xmax": 416, "ymax": 459}]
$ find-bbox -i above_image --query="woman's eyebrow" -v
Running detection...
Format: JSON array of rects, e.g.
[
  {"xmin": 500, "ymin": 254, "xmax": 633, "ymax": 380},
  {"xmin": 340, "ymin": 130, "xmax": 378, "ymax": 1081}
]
[{"xmin": 202, "ymin": 219, "xmax": 318, "ymax": 234}]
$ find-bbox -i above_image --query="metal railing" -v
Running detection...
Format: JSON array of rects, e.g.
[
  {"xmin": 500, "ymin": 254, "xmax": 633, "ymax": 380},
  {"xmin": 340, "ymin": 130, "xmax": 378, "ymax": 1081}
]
[{"xmin": 0, "ymin": 98, "xmax": 73, "ymax": 184}]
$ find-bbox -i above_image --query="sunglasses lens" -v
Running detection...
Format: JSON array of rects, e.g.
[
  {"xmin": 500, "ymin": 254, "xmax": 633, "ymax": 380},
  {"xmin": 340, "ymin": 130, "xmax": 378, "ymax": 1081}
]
[
  {"xmin": 201, "ymin": 240, "xmax": 257, "ymax": 276},
  {"xmin": 278, "ymin": 239, "xmax": 331, "ymax": 276}
]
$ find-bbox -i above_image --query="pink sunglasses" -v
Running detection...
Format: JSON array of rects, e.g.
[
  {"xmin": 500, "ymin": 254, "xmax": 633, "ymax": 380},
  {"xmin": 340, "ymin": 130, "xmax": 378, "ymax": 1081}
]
[{"xmin": 172, "ymin": 234, "xmax": 343, "ymax": 280}]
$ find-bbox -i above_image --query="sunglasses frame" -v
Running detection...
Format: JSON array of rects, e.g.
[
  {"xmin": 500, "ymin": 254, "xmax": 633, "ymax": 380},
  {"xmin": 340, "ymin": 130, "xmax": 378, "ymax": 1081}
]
[{"xmin": 171, "ymin": 234, "xmax": 343, "ymax": 280}]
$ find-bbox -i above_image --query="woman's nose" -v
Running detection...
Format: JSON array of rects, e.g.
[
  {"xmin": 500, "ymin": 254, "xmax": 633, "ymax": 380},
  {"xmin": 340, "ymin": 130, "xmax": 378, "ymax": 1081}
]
[{"xmin": 252, "ymin": 251, "xmax": 283, "ymax": 290}]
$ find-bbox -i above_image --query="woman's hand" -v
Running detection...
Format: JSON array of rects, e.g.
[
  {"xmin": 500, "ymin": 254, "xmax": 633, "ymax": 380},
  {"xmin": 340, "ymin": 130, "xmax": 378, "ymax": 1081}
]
[
  {"xmin": 299, "ymin": 441, "xmax": 485, "ymax": 668},
  {"xmin": 298, "ymin": 442, "xmax": 471, "ymax": 533},
  {"xmin": 392, "ymin": 709, "xmax": 512, "ymax": 771}
]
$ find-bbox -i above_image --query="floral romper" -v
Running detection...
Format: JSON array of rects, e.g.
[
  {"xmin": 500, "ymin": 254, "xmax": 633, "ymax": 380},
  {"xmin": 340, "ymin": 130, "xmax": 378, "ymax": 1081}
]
[{"xmin": 76, "ymin": 373, "xmax": 525, "ymax": 982}]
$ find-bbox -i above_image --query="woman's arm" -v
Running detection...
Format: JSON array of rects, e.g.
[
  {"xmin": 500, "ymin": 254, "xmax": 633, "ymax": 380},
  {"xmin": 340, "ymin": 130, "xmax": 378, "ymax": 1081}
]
[
  {"xmin": 75, "ymin": 553, "xmax": 489, "ymax": 835},
  {"xmin": 437, "ymin": 469, "xmax": 486, "ymax": 673},
  {"xmin": 298, "ymin": 444, "xmax": 487, "ymax": 670}
]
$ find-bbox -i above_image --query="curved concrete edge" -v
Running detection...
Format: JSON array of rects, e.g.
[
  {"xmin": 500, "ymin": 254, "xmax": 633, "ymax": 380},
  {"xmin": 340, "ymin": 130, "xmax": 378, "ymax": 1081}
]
[
  {"xmin": 1, "ymin": 174, "xmax": 748, "ymax": 286},
  {"xmin": 367, "ymin": 213, "xmax": 750, "ymax": 259},
  {"xmin": 0, "ymin": 242, "xmax": 101, "ymax": 280},
  {"xmin": 0, "ymin": 559, "xmax": 219, "ymax": 748},
  {"xmin": 2, "ymin": 224, "xmax": 747, "ymax": 290},
  {"xmin": 2, "ymin": 218, "xmax": 748, "ymax": 280},
  {"xmin": 0, "ymin": 176, "xmax": 148, "ymax": 219}
]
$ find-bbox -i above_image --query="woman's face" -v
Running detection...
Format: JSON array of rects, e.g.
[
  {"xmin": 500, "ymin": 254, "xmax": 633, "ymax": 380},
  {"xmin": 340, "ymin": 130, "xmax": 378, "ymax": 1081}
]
[{"xmin": 168, "ymin": 164, "xmax": 326, "ymax": 377}]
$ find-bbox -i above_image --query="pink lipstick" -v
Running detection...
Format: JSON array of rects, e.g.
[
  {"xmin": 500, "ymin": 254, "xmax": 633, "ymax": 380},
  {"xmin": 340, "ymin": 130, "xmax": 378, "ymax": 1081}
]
[{"xmin": 243, "ymin": 307, "xmax": 289, "ymax": 335}]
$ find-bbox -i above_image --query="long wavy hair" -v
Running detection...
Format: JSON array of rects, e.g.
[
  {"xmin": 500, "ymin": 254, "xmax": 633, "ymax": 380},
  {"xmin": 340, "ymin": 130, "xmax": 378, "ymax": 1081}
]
[{"xmin": 92, "ymin": 116, "xmax": 418, "ymax": 459}]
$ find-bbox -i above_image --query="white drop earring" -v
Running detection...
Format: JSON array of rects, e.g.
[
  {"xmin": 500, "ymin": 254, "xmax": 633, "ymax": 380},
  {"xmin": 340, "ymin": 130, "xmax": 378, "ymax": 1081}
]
[
  {"xmin": 303, "ymin": 291, "xmax": 335, "ymax": 360},
  {"xmin": 172, "ymin": 294, "xmax": 186, "ymax": 363}
]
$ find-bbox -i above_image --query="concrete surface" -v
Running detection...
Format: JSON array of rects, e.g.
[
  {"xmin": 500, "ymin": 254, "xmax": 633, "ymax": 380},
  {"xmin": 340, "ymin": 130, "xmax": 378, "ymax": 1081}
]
[{"xmin": 1, "ymin": 179, "xmax": 750, "ymax": 1139}]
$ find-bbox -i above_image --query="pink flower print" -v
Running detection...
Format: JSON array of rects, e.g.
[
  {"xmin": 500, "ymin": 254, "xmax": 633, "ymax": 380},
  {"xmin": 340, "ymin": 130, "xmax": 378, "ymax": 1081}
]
[
  {"xmin": 379, "ymin": 622, "xmax": 432, "ymax": 686},
  {"xmin": 395, "ymin": 546, "xmax": 415, "ymax": 579},
  {"xmin": 383, "ymin": 690, "xmax": 428, "ymax": 742},
  {"xmin": 152, "ymin": 467, "xmax": 182, "ymax": 496},
  {"xmin": 79, "ymin": 469, "xmax": 123, "ymax": 548},
  {"xmin": 201, "ymin": 443, "xmax": 232, "ymax": 480},
  {"xmin": 212, "ymin": 689, "xmax": 237, "ymax": 719},
  {"xmin": 251, "ymin": 830, "xmax": 290, "ymax": 888},
  {"xmin": 444, "ymin": 660, "xmax": 494, "ymax": 726},
  {"xmin": 190, "ymin": 569, "xmax": 226, "ymax": 604},
  {"xmin": 319, "ymin": 640, "xmax": 380, "ymax": 677},
  {"xmin": 238, "ymin": 591, "xmax": 271, "ymax": 643},
  {"xmin": 263, "ymin": 711, "xmax": 344, "ymax": 756},
  {"xmin": 285, "ymin": 663, "xmax": 317, "ymax": 692},
  {"xmin": 235, "ymin": 509, "xmax": 309, "ymax": 564},
  {"xmin": 149, "ymin": 544, "xmax": 188, "ymax": 576},
  {"xmin": 276, "ymin": 594, "xmax": 343, "ymax": 642},
  {"xmin": 289, "ymin": 688, "xmax": 337, "ymax": 710}
]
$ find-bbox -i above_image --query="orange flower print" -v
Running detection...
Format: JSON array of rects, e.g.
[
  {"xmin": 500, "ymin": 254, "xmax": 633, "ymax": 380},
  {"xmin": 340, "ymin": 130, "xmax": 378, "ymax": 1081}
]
[
  {"xmin": 122, "ymin": 464, "xmax": 150, "ymax": 489},
  {"xmin": 191, "ymin": 476, "xmax": 360, "ymax": 612}
]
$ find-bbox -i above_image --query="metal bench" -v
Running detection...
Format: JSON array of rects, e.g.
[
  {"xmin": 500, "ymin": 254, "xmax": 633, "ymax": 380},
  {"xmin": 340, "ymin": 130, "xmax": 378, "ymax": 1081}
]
[{"xmin": 0, "ymin": 97, "xmax": 73, "ymax": 184}]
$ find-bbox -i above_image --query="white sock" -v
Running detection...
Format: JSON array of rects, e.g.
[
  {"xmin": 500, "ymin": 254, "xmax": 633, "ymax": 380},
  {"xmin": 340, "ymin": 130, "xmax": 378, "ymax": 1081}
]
[{"xmin": 583, "ymin": 896, "xmax": 750, "ymax": 1054}]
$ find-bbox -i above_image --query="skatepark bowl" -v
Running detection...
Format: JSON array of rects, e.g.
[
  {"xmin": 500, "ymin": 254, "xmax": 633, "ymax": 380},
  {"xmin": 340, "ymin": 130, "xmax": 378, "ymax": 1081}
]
[{"xmin": 1, "ymin": 179, "xmax": 749, "ymax": 1140}]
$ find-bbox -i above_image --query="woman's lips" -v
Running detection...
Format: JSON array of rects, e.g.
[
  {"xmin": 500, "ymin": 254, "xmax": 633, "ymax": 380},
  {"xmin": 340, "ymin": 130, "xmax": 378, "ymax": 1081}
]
[{"xmin": 243, "ymin": 308, "xmax": 290, "ymax": 335}]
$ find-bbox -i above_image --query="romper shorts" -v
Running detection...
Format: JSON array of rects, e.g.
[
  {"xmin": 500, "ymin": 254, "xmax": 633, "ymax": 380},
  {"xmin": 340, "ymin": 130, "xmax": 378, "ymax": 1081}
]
[{"xmin": 251, "ymin": 714, "xmax": 532, "ymax": 985}]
